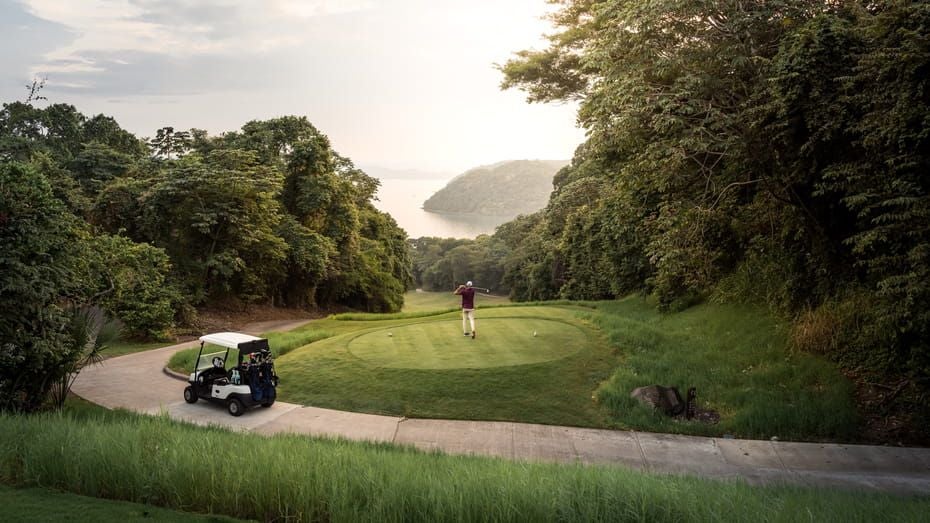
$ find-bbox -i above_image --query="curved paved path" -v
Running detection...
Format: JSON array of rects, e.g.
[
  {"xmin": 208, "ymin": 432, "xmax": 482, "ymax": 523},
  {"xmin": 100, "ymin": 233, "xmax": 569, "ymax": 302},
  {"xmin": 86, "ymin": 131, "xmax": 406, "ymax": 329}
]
[{"xmin": 73, "ymin": 320, "xmax": 930, "ymax": 495}]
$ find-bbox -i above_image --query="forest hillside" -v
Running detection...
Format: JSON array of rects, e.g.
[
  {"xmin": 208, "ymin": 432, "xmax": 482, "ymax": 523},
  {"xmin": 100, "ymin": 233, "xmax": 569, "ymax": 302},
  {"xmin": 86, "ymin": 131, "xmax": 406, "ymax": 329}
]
[{"xmin": 422, "ymin": 160, "xmax": 567, "ymax": 217}]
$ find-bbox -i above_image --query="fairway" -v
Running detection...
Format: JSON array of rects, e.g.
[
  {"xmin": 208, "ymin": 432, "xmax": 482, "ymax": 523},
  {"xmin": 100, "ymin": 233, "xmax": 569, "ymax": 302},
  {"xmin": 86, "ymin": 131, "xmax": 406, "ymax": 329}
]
[
  {"xmin": 348, "ymin": 318, "xmax": 585, "ymax": 369},
  {"xmin": 402, "ymin": 289, "xmax": 510, "ymax": 312}
]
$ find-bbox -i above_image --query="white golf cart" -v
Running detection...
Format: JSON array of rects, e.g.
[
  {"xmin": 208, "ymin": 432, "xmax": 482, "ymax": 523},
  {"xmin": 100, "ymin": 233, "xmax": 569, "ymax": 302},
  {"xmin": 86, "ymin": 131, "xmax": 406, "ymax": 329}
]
[{"xmin": 182, "ymin": 332, "xmax": 279, "ymax": 416}]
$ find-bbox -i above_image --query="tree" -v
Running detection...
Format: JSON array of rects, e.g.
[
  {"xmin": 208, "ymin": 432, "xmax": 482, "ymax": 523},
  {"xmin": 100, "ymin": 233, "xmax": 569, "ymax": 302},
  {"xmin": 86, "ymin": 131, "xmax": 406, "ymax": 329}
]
[
  {"xmin": 68, "ymin": 142, "xmax": 133, "ymax": 197},
  {"xmin": 82, "ymin": 114, "xmax": 147, "ymax": 157},
  {"xmin": 139, "ymin": 150, "xmax": 287, "ymax": 303},
  {"xmin": 3, "ymin": 98, "xmax": 415, "ymax": 341},
  {"xmin": 0, "ymin": 101, "xmax": 44, "ymax": 161},
  {"xmin": 276, "ymin": 215, "xmax": 335, "ymax": 307},
  {"xmin": 755, "ymin": 4, "xmax": 930, "ymax": 374},
  {"xmin": 223, "ymin": 116, "xmax": 325, "ymax": 166},
  {"xmin": 494, "ymin": 0, "xmax": 930, "ymax": 377},
  {"xmin": 279, "ymin": 134, "xmax": 408, "ymax": 311},
  {"xmin": 84, "ymin": 234, "xmax": 178, "ymax": 339},
  {"xmin": 0, "ymin": 162, "xmax": 81, "ymax": 411},
  {"xmin": 23, "ymin": 77, "xmax": 47, "ymax": 104},
  {"xmin": 496, "ymin": 212, "xmax": 561, "ymax": 301},
  {"xmin": 148, "ymin": 126, "xmax": 192, "ymax": 159}
]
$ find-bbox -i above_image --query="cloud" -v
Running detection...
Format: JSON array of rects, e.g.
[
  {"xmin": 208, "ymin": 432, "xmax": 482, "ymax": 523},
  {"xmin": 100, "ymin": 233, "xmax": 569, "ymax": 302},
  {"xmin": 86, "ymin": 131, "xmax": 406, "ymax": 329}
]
[
  {"xmin": 269, "ymin": 0, "xmax": 375, "ymax": 18},
  {"xmin": 40, "ymin": 48, "xmax": 292, "ymax": 97},
  {"xmin": 3, "ymin": 0, "xmax": 584, "ymax": 173},
  {"xmin": 18, "ymin": 0, "xmax": 375, "ymax": 90}
]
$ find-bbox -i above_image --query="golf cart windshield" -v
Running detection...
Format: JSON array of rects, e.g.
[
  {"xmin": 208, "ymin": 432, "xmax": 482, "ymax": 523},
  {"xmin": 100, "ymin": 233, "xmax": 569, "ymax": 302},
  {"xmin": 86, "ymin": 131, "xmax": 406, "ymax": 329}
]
[{"xmin": 195, "ymin": 350, "xmax": 230, "ymax": 372}]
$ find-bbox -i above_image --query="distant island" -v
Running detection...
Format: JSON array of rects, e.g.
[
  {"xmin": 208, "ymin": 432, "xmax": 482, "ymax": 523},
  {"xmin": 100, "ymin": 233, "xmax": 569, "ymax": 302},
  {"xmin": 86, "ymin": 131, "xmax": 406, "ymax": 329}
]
[{"xmin": 422, "ymin": 160, "xmax": 568, "ymax": 218}]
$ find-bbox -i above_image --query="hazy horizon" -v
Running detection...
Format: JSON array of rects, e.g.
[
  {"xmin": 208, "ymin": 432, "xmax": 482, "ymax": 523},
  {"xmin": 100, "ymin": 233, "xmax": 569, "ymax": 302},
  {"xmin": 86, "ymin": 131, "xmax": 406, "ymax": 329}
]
[{"xmin": 0, "ymin": 0, "xmax": 584, "ymax": 174}]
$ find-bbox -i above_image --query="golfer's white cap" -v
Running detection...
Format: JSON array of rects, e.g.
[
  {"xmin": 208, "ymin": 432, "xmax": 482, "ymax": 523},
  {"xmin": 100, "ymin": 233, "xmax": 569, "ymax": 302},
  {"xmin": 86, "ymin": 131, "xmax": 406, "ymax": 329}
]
[{"xmin": 466, "ymin": 281, "xmax": 473, "ymax": 287}]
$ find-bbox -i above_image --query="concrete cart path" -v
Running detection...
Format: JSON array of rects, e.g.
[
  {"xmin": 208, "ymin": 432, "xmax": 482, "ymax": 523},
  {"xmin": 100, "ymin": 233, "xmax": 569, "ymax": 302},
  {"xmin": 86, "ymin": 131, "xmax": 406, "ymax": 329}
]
[
  {"xmin": 73, "ymin": 322, "xmax": 930, "ymax": 496},
  {"xmin": 72, "ymin": 319, "xmax": 312, "ymax": 412}
]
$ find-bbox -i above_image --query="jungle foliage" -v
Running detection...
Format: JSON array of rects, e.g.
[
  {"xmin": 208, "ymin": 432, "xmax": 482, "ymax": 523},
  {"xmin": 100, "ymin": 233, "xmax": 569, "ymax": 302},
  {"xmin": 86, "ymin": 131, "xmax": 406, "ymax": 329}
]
[
  {"xmin": 408, "ymin": 236, "xmax": 509, "ymax": 293},
  {"xmin": 0, "ymin": 104, "xmax": 411, "ymax": 411},
  {"xmin": 491, "ymin": 1, "xmax": 930, "ymax": 380}
]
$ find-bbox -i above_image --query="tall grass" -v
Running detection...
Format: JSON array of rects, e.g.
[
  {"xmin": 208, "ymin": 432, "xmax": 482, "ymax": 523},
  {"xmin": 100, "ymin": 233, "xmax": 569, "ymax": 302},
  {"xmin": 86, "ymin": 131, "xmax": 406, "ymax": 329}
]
[
  {"xmin": 590, "ymin": 297, "xmax": 858, "ymax": 441},
  {"xmin": 1, "ymin": 411, "xmax": 925, "ymax": 522},
  {"xmin": 266, "ymin": 329, "xmax": 335, "ymax": 356}
]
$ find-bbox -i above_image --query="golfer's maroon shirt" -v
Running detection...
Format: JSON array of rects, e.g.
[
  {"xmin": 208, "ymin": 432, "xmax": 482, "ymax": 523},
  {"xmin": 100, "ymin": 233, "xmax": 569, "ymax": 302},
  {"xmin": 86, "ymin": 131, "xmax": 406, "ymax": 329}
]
[{"xmin": 460, "ymin": 287, "xmax": 475, "ymax": 309}]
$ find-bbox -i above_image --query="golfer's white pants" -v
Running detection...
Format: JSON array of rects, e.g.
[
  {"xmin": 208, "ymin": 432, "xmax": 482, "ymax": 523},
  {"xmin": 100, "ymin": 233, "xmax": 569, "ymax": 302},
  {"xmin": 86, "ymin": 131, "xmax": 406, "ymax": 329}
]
[{"xmin": 462, "ymin": 309, "xmax": 475, "ymax": 333}]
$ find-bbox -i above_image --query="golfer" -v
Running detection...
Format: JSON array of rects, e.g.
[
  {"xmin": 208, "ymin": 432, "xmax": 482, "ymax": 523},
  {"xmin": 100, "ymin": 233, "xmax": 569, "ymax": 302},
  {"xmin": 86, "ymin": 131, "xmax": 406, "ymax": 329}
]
[{"xmin": 454, "ymin": 281, "xmax": 477, "ymax": 339}]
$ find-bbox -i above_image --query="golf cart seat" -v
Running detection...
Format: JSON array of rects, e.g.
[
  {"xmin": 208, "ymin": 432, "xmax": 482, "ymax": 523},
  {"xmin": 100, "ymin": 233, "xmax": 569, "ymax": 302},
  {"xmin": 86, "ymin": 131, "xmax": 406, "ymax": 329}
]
[{"xmin": 197, "ymin": 364, "xmax": 227, "ymax": 385}]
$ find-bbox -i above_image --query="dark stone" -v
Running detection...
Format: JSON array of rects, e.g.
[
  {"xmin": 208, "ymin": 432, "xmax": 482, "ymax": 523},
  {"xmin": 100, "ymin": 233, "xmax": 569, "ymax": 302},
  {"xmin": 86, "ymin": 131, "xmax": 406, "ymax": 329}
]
[{"xmin": 631, "ymin": 385, "xmax": 685, "ymax": 416}]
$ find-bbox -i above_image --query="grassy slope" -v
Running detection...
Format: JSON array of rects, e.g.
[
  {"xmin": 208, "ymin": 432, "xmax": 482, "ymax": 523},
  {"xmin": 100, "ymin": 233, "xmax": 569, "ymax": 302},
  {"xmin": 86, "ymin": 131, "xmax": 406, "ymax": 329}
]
[
  {"xmin": 0, "ymin": 485, "xmax": 245, "ymax": 523},
  {"xmin": 2, "ymin": 409, "xmax": 926, "ymax": 523},
  {"xmin": 590, "ymin": 297, "xmax": 858, "ymax": 441}
]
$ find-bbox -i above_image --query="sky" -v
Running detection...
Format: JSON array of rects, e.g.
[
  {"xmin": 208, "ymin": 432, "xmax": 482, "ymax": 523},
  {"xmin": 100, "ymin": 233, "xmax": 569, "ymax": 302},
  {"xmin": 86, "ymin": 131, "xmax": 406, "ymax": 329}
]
[{"xmin": 0, "ymin": 0, "xmax": 584, "ymax": 175}]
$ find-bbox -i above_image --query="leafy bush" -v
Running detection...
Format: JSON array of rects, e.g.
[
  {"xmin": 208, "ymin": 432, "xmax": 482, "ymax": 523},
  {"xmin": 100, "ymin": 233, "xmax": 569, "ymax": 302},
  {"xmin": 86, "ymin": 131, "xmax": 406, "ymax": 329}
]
[
  {"xmin": 0, "ymin": 162, "xmax": 81, "ymax": 412},
  {"xmin": 87, "ymin": 234, "xmax": 178, "ymax": 339}
]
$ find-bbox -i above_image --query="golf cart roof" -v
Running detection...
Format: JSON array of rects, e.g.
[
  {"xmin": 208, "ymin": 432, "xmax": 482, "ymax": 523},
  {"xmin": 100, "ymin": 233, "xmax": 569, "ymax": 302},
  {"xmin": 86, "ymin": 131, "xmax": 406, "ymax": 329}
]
[{"xmin": 199, "ymin": 332, "xmax": 268, "ymax": 353}]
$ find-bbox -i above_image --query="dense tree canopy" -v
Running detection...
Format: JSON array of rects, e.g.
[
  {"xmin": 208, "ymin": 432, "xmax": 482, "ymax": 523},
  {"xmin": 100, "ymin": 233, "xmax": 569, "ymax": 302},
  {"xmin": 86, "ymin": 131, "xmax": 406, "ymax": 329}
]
[
  {"xmin": 0, "ymin": 162, "xmax": 80, "ymax": 411},
  {"xmin": 494, "ymin": 0, "xmax": 930, "ymax": 377},
  {"xmin": 0, "ymin": 103, "xmax": 410, "ymax": 411},
  {"xmin": 408, "ymin": 236, "xmax": 508, "ymax": 294}
]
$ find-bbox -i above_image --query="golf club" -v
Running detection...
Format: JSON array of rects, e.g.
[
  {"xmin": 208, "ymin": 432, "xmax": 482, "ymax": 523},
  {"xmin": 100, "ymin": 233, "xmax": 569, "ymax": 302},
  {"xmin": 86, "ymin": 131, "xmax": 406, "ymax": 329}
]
[{"xmin": 457, "ymin": 283, "xmax": 492, "ymax": 294}]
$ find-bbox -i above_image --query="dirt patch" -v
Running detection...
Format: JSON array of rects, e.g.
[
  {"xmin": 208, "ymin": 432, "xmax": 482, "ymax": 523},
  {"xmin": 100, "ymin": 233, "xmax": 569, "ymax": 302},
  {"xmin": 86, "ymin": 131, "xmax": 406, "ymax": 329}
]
[
  {"xmin": 847, "ymin": 371, "xmax": 930, "ymax": 447},
  {"xmin": 176, "ymin": 305, "xmax": 324, "ymax": 338}
]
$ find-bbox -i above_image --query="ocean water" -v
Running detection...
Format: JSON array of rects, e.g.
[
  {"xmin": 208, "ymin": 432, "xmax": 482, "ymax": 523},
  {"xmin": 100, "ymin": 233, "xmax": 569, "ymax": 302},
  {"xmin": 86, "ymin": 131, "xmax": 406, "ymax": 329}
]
[{"xmin": 373, "ymin": 178, "xmax": 511, "ymax": 239}]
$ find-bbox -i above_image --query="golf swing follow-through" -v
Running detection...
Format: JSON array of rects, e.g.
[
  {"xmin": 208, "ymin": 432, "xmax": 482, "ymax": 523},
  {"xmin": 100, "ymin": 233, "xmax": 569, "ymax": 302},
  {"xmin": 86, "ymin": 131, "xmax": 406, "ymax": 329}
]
[{"xmin": 454, "ymin": 281, "xmax": 478, "ymax": 339}]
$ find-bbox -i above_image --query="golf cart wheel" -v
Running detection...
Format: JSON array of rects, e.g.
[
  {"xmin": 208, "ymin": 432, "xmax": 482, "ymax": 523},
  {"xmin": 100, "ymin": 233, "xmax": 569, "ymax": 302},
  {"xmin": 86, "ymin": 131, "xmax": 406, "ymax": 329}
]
[
  {"xmin": 227, "ymin": 398, "xmax": 245, "ymax": 417},
  {"xmin": 261, "ymin": 401, "xmax": 274, "ymax": 408},
  {"xmin": 183, "ymin": 386, "xmax": 198, "ymax": 404}
]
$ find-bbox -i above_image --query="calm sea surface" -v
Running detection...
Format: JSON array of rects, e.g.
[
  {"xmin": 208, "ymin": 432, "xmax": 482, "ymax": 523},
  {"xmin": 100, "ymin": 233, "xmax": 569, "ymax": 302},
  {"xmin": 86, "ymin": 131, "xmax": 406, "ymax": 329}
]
[{"xmin": 373, "ymin": 178, "xmax": 510, "ymax": 239}]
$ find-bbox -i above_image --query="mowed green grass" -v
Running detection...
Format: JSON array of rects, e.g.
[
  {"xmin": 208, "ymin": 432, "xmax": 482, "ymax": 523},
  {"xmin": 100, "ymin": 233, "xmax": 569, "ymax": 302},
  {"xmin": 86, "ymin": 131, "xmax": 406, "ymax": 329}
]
[
  {"xmin": 277, "ymin": 305, "xmax": 617, "ymax": 427},
  {"xmin": 348, "ymin": 318, "xmax": 585, "ymax": 369}
]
